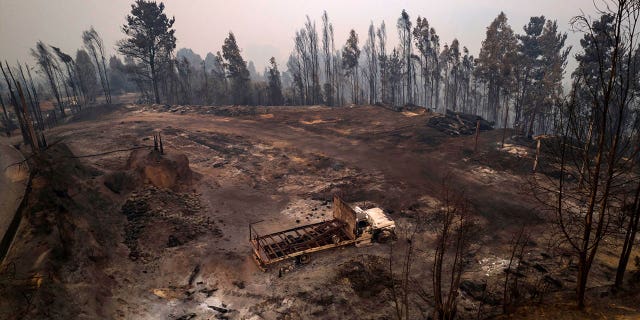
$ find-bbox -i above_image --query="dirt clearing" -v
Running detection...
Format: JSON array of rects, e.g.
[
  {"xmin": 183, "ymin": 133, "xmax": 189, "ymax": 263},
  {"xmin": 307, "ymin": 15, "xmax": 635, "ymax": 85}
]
[{"xmin": 0, "ymin": 104, "xmax": 636, "ymax": 319}]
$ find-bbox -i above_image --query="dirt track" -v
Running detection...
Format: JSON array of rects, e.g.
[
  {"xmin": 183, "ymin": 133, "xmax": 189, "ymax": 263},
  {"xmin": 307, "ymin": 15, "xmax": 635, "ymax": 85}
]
[
  {"xmin": 39, "ymin": 104, "xmax": 537, "ymax": 318},
  {"xmin": 58, "ymin": 104, "xmax": 535, "ymax": 226}
]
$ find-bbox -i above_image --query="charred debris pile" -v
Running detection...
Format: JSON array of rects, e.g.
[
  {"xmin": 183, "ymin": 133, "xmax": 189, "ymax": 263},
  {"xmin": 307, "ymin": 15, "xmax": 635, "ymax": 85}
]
[{"xmin": 428, "ymin": 110, "xmax": 494, "ymax": 136}]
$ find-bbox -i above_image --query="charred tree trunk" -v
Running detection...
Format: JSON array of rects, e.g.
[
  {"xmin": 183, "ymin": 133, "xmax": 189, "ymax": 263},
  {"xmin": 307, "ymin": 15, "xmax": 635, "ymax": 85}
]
[
  {"xmin": 615, "ymin": 178, "xmax": 640, "ymax": 288},
  {"xmin": 101, "ymin": 54, "xmax": 111, "ymax": 104},
  {"xmin": 151, "ymin": 56, "xmax": 160, "ymax": 104},
  {"xmin": 25, "ymin": 64, "xmax": 45, "ymax": 130},
  {"xmin": 501, "ymin": 93, "xmax": 510, "ymax": 148},
  {"xmin": 0, "ymin": 93, "xmax": 10, "ymax": 136},
  {"xmin": 17, "ymin": 64, "xmax": 42, "ymax": 132},
  {"xmin": 16, "ymin": 82, "xmax": 38, "ymax": 153},
  {"xmin": 1, "ymin": 63, "xmax": 30, "ymax": 144}
]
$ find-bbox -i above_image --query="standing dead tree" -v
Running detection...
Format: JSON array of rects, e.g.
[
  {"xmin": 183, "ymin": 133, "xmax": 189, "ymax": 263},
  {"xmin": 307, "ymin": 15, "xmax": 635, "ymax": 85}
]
[
  {"xmin": 0, "ymin": 90, "xmax": 10, "ymax": 136},
  {"xmin": 83, "ymin": 27, "xmax": 111, "ymax": 104},
  {"xmin": 0, "ymin": 62, "xmax": 44, "ymax": 152},
  {"xmin": 15, "ymin": 83, "xmax": 38, "ymax": 152},
  {"xmin": 31, "ymin": 42, "xmax": 65, "ymax": 117},
  {"xmin": 397, "ymin": 10, "xmax": 413, "ymax": 105},
  {"xmin": 378, "ymin": 22, "xmax": 389, "ymax": 104},
  {"xmin": 532, "ymin": 0, "xmax": 640, "ymax": 309},
  {"xmin": 342, "ymin": 30, "xmax": 361, "ymax": 105},
  {"xmin": 388, "ymin": 217, "xmax": 419, "ymax": 320},
  {"xmin": 502, "ymin": 227, "xmax": 530, "ymax": 314},
  {"xmin": 305, "ymin": 16, "xmax": 321, "ymax": 105},
  {"xmin": 51, "ymin": 46, "xmax": 82, "ymax": 112},
  {"xmin": 293, "ymin": 28, "xmax": 312, "ymax": 105},
  {"xmin": 17, "ymin": 63, "xmax": 44, "ymax": 132},
  {"xmin": 430, "ymin": 180, "xmax": 478, "ymax": 320},
  {"xmin": 16, "ymin": 63, "xmax": 46, "ymax": 149},
  {"xmin": 321, "ymin": 11, "xmax": 334, "ymax": 106},
  {"xmin": 364, "ymin": 22, "xmax": 378, "ymax": 105},
  {"xmin": 614, "ymin": 161, "xmax": 640, "ymax": 288},
  {"xmin": 1, "ymin": 62, "xmax": 30, "ymax": 145}
]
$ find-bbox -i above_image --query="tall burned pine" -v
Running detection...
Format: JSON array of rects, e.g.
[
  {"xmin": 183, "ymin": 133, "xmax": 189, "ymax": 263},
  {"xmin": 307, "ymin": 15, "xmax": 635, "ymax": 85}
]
[
  {"xmin": 31, "ymin": 42, "xmax": 65, "ymax": 117},
  {"xmin": 221, "ymin": 32, "xmax": 251, "ymax": 105},
  {"xmin": 51, "ymin": 46, "xmax": 82, "ymax": 112},
  {"xmin": 267, "ymin": 57, "xmax": 284, "ymax": 106},
  {"xmin": 475, "ymin": 12, "xmax": 517, "ymax": 123},
  {"xmin": 287, "ymin": 53, "xmax": 304, "ymax": 105},
  {"xmin": 75, "ymin": 49, "xmax": 99, "ymax": 103},
  {"xmin": 118, "ymin": 0, "xmax": 176, "ymax": 104},
  {"xmin": 321, "ymin": 11, "xmax": 334, "ymax": 105},
  {"xmin": 83, "ymin": 27, "xmax": 112, "ymax": 104},
  {"xmin": 413, "ymin": 16, "xmax": 432, "ymax": 108},
  {"xmin": 430, "ymin": 28, "xmax": 441, "ymax": 111},
  {"xmin": 397, "ymin": 10, "xmax": 413, "ymax": 105},
  {"xmin": 305, "ymin": 16, "xmax": 321, "ymax": 104},
  {"xmin": 514, "ymin": 16, "xmax": 570, "ymax": 136},
  {"xmin": 378, "ymin": 21, "xmax": 389, "ymax": 104},
  {"xmin": 364, "ymin": 22, "xmax": 378, "ymax": 104},
  {"xmin": 342, "ymin": 30, "xmax": 360, "ymax": 105}
]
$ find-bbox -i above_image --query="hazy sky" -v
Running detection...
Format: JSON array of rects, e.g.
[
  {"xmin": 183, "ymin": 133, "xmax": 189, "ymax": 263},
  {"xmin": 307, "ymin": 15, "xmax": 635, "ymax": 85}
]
[{"xmin": 1, "ymin": 0, "xmax": 598, "ymax": 75}]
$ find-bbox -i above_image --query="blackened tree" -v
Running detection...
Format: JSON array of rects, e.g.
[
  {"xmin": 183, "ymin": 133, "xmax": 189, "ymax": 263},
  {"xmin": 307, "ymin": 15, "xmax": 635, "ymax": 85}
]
[
  {"xmin": 222, "ymin": 32, "xmax": 251, "ymax": 105},
  {"xmin": 83, "ymin": 27, "xmax": 111, "ymax": 104},
  {"xmin": 31, "ymin": 42, "xmax": 64, "ymax": 116},
  {"xmin": 267, "ymin": 57, "xmax": 284, "ymax": 105},
  {"xmin": 117, "ymin": 0, "xmax": 176, "ymax": 104},
  {"xmin": 397, "ymin": 10, "xmax": 413, "ymax": 104},
  {"xmin": 342, "ymin": 29, "xmax": 360, "ymax": 104},
  {"xmin": 475, "ymin": 12, "xmax": 517, "ymax": 122},
  {"xmin": 75, "ymin": 49, "xmax": 99, "ymax": 103}
]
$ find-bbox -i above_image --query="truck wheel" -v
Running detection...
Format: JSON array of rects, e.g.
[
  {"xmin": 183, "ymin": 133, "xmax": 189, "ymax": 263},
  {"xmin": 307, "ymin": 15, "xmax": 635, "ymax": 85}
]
[
  {"xmin": 297, "ymin": 254, "xmax": 310, "ymax": 265},
  {"xmin": 377, "ymin": 230, "xmax": 393, "ymax": 243}
]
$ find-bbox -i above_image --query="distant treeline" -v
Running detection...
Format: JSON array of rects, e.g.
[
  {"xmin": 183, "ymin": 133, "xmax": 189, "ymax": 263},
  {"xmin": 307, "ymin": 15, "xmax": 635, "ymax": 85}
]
[{"xmin": 0, "ymin": 0, "xmax": 637, "ymax": 141}]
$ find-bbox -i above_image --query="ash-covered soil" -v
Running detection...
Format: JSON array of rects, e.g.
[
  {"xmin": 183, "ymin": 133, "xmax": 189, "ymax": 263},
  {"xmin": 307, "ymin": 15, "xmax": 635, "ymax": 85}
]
[{"xmin": 0, "ymin": 103, "xmax": 637, "ymax": 319}]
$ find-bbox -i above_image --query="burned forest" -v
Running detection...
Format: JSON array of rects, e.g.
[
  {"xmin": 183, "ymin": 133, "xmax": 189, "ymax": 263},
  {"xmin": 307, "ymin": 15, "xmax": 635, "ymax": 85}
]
[{"xmin": 1, "ymin": 0, "xmax": 640, "ymax": 319}]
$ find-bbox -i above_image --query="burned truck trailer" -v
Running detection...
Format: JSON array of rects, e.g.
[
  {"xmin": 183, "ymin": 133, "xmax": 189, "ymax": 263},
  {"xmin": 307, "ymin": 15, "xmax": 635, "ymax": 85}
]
[{"xmin": 249, "ymin": 195, "xmax": 395, "ymax": 269}]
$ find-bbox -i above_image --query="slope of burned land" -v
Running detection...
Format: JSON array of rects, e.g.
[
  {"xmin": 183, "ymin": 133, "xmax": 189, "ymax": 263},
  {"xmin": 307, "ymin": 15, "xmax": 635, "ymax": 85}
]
[{"xmin": 0, "ymin": 103, "xmax": 637, "ymax": 319}]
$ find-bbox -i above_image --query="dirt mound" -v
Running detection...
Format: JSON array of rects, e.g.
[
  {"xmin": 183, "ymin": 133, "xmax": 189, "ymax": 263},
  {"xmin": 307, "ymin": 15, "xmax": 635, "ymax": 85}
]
[
  {"xmin": 141, "ymin": 104, "xmax": 259, "ymax": 117},
  {"xmin": 373, "ymin": 102, "xmax": 429, "ymax": 114},
  {"xmin": 399, "ymin": 103, "xmax": 428, "ymax": 113},
  {"xmin": 127, "ymin": 149, "xmax": 193, "ymax": 190},
  {"xmin": 428, "ymin": 109, "xmax": 493, "ymax": 136}
]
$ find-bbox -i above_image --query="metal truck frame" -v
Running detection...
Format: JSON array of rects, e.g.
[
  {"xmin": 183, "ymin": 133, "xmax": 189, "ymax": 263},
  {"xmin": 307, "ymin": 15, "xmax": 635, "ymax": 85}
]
[{"xmin": 250, "ymin": 195, "xmax": 377, "ymax": 270}]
